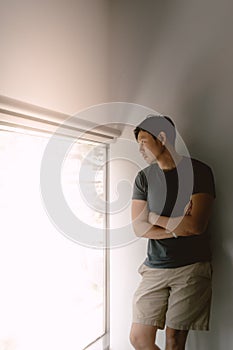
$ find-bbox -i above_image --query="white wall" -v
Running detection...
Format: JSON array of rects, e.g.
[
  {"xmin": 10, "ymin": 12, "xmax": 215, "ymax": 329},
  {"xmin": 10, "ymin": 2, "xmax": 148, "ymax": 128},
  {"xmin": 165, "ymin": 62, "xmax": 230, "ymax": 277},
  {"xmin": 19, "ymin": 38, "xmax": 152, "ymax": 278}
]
[
  {"xmin": 1, "ymin": 1, "xmax": 233, "ymax": 349},
  {"xmin": 0, "ymin": 0, "xmax": 109, "ymax": 114}
]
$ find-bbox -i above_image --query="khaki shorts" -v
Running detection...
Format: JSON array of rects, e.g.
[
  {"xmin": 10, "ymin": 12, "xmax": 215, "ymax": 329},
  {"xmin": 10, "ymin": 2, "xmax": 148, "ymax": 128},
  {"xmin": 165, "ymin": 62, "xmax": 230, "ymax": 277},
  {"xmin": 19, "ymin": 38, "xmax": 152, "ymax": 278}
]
[{"xmin": 132, "ymin": 261, "xmax": 212, "ymax": 330}]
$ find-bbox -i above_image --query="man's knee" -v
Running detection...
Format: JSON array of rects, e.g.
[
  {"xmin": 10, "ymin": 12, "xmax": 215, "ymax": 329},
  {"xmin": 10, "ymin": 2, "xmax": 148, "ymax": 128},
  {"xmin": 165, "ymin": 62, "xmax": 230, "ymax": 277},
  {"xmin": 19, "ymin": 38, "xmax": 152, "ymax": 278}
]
[
  {"xmin": 165, "ymin": 327, "xmax": 188, "ymax": 350},
  {"xmin": 129, "ymin": 329, "xmax": 148, "ymax": 349},
  {"xmin": 129, "ymin": 323, "xmax": 158, "ymax": 349},
  {"xmin": 165, "ymin": 332, "xmax": 179, "ymax": 350},
  {"xmin": 130, "ymin": 332, "xmax": 146, "ymax": 349}
]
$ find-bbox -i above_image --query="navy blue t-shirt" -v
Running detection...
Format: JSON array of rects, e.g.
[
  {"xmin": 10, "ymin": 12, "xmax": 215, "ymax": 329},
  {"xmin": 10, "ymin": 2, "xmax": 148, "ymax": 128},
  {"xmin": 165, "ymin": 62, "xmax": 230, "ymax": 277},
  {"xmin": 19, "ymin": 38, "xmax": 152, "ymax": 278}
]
[{"xmin": 132, "ymin": 157, "xmax": 216, "ymax": 268}]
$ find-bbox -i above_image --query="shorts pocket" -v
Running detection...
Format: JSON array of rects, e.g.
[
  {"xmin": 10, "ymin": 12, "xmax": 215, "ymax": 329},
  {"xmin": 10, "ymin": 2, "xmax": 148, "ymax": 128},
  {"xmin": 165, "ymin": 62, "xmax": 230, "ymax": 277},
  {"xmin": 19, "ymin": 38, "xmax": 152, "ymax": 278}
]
[
  {"xmin": 193, "ymin": 262, "xmax": 213, "ymax": 280},
  {"xmin": 138, "ymin": 263, "xmax": 147, "ymax": 275}
]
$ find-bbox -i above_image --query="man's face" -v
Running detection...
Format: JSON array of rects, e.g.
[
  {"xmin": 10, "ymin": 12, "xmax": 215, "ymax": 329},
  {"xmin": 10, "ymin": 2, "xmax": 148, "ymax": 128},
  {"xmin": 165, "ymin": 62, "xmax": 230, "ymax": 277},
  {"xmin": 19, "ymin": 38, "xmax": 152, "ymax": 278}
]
[{"xmin": 137, "ymin": 130, "xmax": 160, "ymax": 164}]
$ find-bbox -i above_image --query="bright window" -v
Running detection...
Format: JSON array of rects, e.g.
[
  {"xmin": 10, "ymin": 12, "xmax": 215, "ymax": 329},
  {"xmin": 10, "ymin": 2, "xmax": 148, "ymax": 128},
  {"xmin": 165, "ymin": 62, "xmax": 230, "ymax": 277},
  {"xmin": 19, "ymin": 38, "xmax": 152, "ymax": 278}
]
[{"xmin": 0, "ymin": 130, "xmax": 107, "ymax": 350}]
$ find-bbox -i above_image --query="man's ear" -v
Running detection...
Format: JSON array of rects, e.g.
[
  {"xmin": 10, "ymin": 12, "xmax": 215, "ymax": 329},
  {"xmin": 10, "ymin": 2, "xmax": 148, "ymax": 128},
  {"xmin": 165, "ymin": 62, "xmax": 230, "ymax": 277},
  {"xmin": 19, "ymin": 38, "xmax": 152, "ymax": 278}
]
[{"xmin": 158, "ymin": 131, "xmax": 167, "ymax": 146}]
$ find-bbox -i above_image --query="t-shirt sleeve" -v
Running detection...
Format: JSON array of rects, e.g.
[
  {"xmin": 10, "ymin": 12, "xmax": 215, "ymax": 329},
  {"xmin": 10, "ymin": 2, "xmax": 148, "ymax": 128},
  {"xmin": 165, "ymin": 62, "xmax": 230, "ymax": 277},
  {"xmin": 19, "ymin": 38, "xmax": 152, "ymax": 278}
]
[
  {"xmin": 132, "ymin": 170, "xmax": 148, "ymax": 201},
  {"xmin": 193, "ymin": 161, "xmax": 216, "ymax": 198}
]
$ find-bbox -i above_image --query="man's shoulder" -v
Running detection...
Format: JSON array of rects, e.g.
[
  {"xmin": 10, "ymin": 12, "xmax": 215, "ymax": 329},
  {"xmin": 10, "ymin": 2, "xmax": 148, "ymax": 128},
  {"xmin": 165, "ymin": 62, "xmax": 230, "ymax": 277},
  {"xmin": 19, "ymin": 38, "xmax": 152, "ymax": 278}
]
[
  {"xmin": 189, "ymin": 157, "xmax": 213, "ymax": 172},
  {"xmin": 189, "ymin": 157, "xmax": 216, "ymax": 197},
  {"xmin": 140, "ymin": 163, "xmax": 159, "ymax": 175}
]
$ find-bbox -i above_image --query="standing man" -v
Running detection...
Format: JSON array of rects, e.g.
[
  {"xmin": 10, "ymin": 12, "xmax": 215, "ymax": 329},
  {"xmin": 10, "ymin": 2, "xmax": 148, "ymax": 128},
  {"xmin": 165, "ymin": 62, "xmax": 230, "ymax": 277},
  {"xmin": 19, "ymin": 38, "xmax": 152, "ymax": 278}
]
[{"xmin": 130, "ymin": 115, "xmax": 216, "ymax": 350}]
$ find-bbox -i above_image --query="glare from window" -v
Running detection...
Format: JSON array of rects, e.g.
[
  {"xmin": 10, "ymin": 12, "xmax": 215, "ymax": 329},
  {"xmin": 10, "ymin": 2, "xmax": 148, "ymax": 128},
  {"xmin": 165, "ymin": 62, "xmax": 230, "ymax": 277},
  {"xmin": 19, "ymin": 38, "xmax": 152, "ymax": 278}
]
[{"xmin": 0, "ymin": 131, "xmax": 106, "ymax": 350}]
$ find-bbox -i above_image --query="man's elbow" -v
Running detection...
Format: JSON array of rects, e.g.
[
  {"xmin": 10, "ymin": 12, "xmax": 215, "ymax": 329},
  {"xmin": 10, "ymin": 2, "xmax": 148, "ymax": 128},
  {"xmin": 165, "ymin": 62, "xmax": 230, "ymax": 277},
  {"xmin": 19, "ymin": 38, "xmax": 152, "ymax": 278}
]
[
  {"xmin": 188, "ymin": 221, "xmax": 208, "ymax": 235},
  {"xmin": 132, "ymin": 223, "xmax": 144, "ymax": 237},
  {"xmin": 132, "ymin": 220, "xmax": 151, "ymax": 237}
]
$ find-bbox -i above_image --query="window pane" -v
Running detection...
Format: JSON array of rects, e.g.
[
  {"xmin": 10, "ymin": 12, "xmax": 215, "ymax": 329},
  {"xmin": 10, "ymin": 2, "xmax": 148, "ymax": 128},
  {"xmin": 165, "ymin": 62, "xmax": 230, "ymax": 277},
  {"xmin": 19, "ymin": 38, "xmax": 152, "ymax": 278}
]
[{"xmin": 0, "ymin": 130, "xmax": 106, "ymax": 350}]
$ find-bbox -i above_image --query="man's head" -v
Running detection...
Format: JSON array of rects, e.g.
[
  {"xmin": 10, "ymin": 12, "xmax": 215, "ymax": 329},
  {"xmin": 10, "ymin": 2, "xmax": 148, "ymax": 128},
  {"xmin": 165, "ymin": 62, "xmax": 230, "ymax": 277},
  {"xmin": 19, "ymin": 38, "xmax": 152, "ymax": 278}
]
[
  {"xmin": 134, "ymin": 115, "xmax": 176, "ymax": 145},
  {"xmin": 134, "ymin": 115, "xmax": 176, "ymax": 164}
]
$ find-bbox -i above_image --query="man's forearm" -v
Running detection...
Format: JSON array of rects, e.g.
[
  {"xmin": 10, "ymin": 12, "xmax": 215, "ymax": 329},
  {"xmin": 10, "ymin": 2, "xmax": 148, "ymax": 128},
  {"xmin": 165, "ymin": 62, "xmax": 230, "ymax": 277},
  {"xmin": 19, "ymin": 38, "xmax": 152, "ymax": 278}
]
[
  {"xmin": 148, "ymin": 194, "xmax": 215, "ymax": 236},
  {"xmin": 132, "ymin": 220, "xmax": 174, "ymax": 239},
  {"xmin": 150, "ymin": 214, "xmax": 202, "ymax": 236},
  {"xmin": 143, "ymin": 225, "xmax": 174, "ymax": 239}
]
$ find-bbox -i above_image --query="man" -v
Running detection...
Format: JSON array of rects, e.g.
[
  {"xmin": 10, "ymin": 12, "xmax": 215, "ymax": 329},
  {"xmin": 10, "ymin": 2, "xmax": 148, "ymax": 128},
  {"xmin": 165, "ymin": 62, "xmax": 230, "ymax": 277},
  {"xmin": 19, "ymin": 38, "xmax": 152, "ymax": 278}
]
[{"xmin": 129, "ymin": 115, "xmax": 216, "ymax": 350}]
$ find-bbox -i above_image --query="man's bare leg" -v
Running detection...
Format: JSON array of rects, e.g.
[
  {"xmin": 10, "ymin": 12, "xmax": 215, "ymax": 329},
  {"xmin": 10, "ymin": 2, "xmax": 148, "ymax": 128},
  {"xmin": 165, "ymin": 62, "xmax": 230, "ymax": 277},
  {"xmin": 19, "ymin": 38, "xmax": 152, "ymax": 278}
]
[
  {"xmin": 130, "ymin": 323, "xmax": 161, "ymax": 350},
  {"xmin": 165, "ymin": 327, "xmax": 189, "ymax": 350}
]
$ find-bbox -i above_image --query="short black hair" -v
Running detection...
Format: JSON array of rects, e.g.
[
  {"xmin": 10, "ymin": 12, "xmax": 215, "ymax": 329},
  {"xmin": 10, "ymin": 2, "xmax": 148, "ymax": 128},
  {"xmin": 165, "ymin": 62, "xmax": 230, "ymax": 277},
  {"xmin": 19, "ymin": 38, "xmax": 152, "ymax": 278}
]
[
  {"xmin": 134, "ymin": 127, "xmax": 157, "ymax": 142},
  {"xmin": 134, "ymin": 115, "xmax": 176, "ymax": 146}
]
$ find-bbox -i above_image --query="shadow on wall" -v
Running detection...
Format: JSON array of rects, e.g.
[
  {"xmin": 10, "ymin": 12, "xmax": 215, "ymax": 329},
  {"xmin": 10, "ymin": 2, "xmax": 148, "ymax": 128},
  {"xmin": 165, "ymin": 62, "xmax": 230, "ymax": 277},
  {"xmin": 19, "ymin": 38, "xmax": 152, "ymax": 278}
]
[
  {"xmin": 178, "ymin": 63, "xmax": 233, "ymax": 350},
  {"xmin": 187, "ymin": 209, "xmax": 233, "ymax": 349},
  {"xmin": 108, "ymin": 0, "xmax": 178, "ymax": 102}
]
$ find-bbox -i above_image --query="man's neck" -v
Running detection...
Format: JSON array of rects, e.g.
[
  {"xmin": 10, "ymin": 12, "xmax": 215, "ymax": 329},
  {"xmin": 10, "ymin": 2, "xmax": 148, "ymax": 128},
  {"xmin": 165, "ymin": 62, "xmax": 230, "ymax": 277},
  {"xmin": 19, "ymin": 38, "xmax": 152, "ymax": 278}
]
[{"xmin": 156, "ymin": 149, "xmax": 183, "ymax": 171}]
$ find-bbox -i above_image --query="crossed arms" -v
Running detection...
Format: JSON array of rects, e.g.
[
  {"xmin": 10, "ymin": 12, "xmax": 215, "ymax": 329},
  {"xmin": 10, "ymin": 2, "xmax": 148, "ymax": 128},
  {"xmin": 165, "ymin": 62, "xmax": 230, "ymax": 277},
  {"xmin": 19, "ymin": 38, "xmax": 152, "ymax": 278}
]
[{"xmin": 131, "ymin": 193, "xmax": 214, "ymax": 239}]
